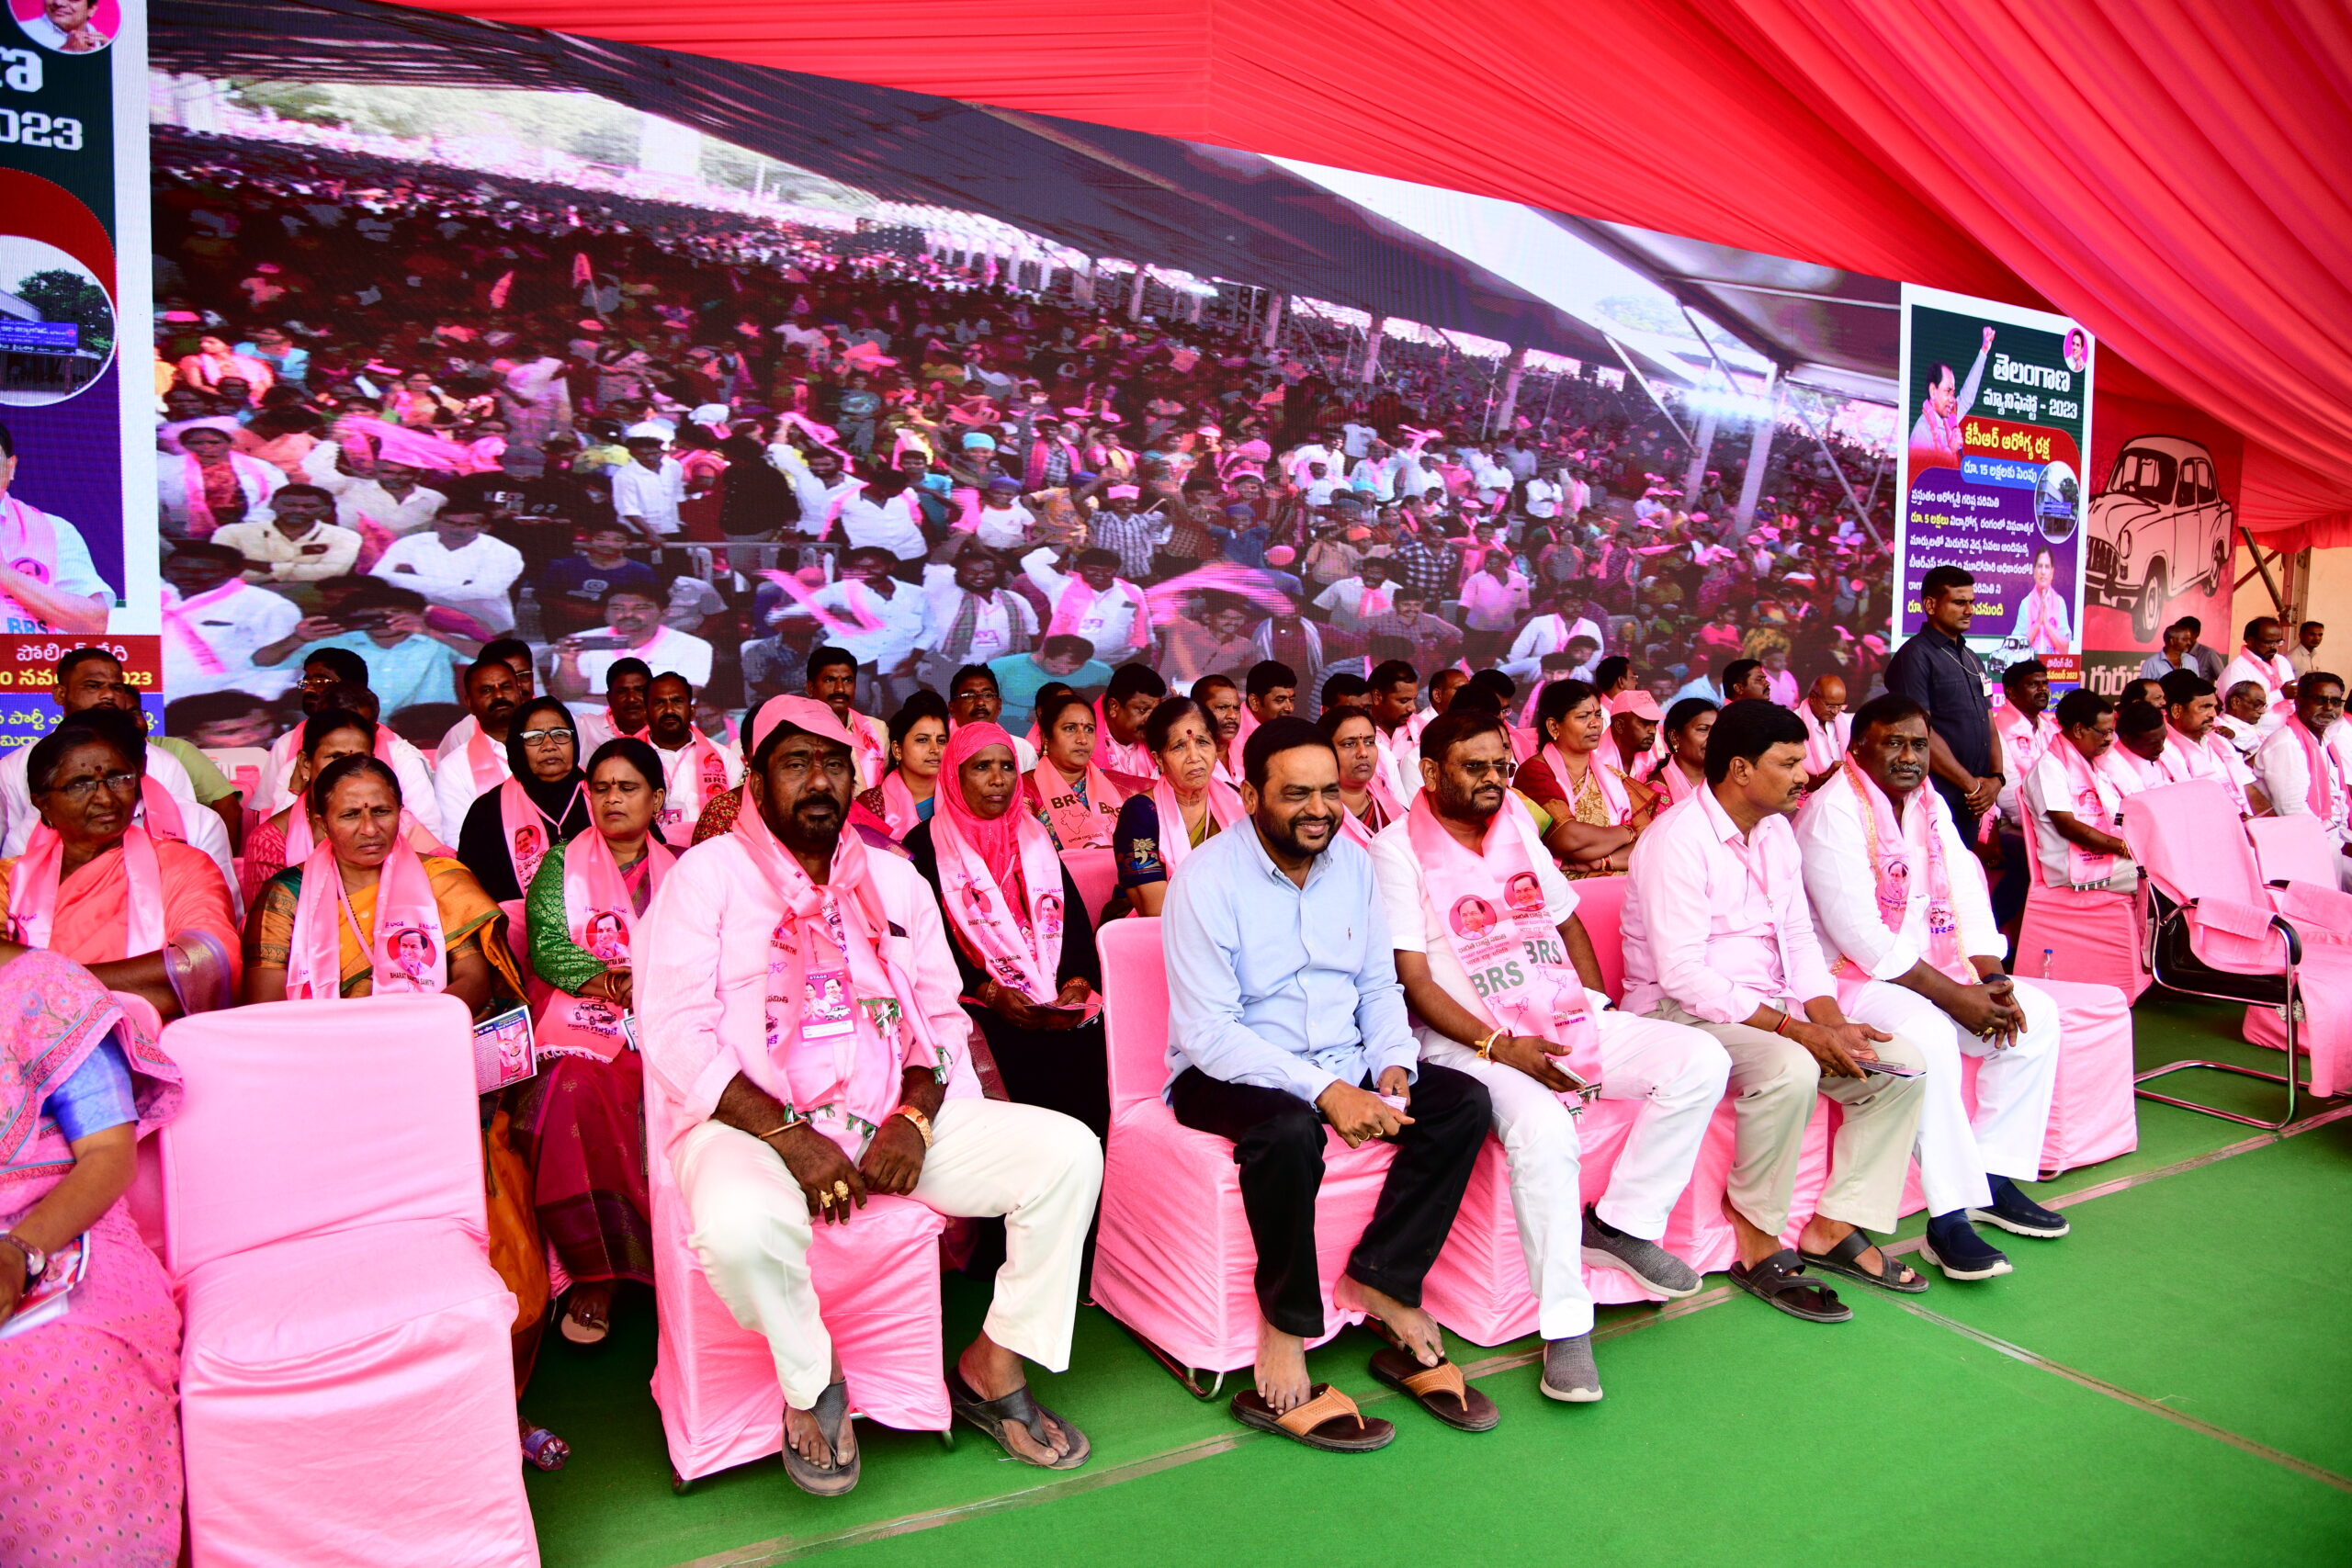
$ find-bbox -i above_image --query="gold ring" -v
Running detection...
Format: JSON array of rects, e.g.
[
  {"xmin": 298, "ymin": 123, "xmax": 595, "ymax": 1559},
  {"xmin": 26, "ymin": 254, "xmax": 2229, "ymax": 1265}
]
[
  {"xmin": 832, "ymin": 1180, "xmax": 853, "ymax": 1201},
  {"xmin": 817, "ymin": 1188, "xmax": 834, "ymax": 1207}
]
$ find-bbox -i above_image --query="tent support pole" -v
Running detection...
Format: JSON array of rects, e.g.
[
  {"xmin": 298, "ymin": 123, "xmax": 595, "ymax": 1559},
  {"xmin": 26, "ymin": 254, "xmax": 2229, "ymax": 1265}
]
[
  {"xmin": 1733, "ymin": 366, "xmax": 1778, "ymax": 533},
  {"xmin": 1785, "ymin": 392, "xmax": 1884, "ymax": 548}
]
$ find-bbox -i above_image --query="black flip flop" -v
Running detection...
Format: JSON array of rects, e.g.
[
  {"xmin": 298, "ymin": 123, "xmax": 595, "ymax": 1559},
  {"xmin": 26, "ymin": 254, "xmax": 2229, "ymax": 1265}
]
[
  {"xmin": 1727, "ymin": 1247, "xmax": 1852, "ymax": 1324},
  {"xmin": 1231, "ymin": 1384, "xmax": 1396, "ymax": 1452},
  {"xmin": 1368, "ymin": 1346, "xmax": 1500, "ymax": 1432},
  {"xmin": 780, "ymin": 1380, "xmax": 860, "ymax": 1496},
  {"xmin": 948, "ymin": 1366, "xmax": 1091, "ymax": 1470},
  {"xmin": 1800, "ymin": 1230, "xmax": 1929, "ymax": 1294}
]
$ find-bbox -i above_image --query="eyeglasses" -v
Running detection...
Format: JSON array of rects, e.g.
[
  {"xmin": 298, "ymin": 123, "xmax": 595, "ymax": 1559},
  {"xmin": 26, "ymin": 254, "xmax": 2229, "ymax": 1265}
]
[
  {"xmin": 48, "ymin": 770, "xmax": 139, "ymax": 802},
  {"xmin": 1455, "ymin": 759, "xmax": 1517, "ymax": 783},
  {"xmin": 518, "ymin": 728, "xmax": 573, "ymax": 745}
]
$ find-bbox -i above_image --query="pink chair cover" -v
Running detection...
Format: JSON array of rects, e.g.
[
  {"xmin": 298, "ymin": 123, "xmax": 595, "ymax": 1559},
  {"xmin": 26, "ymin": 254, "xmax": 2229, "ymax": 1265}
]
[
  {"xmin": 644, "ymin": 1061, "xmax": 948, "ymax": 1483},
  {"xmin": 1566, "ymin": 873, "xmax": 1629, "ymax": 1000},
  {"xmin": 1059, "ymin": 845, "xmax": 1118, "ymax": 924},
  {"xmin": 160, "ymin": 996, "xmax": 538, "ymax": 1568},
  {"xmin": 496, "ymin": 897, "xmax": 535, "ymax": 989},
  {"xmin": 2015, "ymin": 805, "xmax": 2150, "ymax": 999},
  {"xmin": 2247, "ymin": 813, "xmax": 2336, "ymax": 891},
  {"xmin": 114, "ymin": 989, "xmax": 172, "ymax": 1258},
  {"xmin": 2123, "ymin": 782, "xmax": 2352, "ymax": 1097},
  {"xmin": 1093, "ymin": 916, "xmax": 1393, "ymax": 1372}
]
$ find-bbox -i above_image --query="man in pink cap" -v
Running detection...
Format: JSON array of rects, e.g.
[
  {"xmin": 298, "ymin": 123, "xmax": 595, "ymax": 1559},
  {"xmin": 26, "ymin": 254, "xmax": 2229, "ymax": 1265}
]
[
  {"xmin": 638, "ymin": 696, "xmax": 1103, "ymax": 1495},
  {"xmin": 1600, "ymin": 690, "xmax": 1663, "ymax": 782}
]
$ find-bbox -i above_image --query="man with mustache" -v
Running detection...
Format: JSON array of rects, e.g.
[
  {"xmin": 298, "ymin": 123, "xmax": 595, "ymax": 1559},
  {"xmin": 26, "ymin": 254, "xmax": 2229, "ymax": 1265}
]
[
  {"xmin": 638, "ymin": 697, "xmax": 1102, "ymax": 1495},
  {"xmin": 1164, "ymin": 718, "xmax": 1496, "ymax": 1450},
  {"xmin": 433, "ymin": 655, "xmax": 526, "ymax": 831},
  {"xmin": 1795, "ymin": 694, "xmax": 2078, "ymax": 1283}
]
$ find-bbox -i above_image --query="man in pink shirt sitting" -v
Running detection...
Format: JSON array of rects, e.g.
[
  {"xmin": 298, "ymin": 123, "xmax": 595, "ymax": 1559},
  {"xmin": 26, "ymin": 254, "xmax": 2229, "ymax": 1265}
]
[
  {"xmin": 1622, "ymin": 699, "xmax": 1931, "ymax": 1324},
  {"xmin": 637, "ymin": 697, "xmax": 1103, "ymax": 1495}
]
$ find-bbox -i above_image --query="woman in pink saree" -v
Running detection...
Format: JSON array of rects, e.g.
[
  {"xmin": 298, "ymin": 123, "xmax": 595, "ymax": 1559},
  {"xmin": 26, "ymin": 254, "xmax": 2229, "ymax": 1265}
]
[{"xmin": 0, "ymin": 950, "xmax": 186, "ymax": 1566}]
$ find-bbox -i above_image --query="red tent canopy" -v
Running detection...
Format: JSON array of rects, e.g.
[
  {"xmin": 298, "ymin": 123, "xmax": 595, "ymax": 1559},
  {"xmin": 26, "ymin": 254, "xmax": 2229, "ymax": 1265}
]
[{"xmin": 381, "ymin": 0, "xmax": 2352, "ymax": 547}]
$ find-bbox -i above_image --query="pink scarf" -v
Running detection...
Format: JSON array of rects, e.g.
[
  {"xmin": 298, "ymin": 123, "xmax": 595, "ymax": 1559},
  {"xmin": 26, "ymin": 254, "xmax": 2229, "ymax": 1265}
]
[
  {"xmin": 179, "ymin": 452, "xmax": 255, "ymax": 537},
  {"xmin": 656, "ymin": 732, "xmax": 734, "ymax": 833},
  {"xmin": 2047, "ymin": 734, "xmax": 2123, "ymax": 886},
  {"xmin": 282, "ymin": 838, "xmax": 447, "ymax": 1000},
  {"xmin": 936, "ymin": 733, "xmax": 1080, "ymax": 1010},
  {"xmin": 464, "ymin": 725, "xmax": 508, "ymax": 794},
  {"xmin": 535, "ymin": 829, "xmax": 673, "ymax": 1060},
  {"xmin": 2021, "ymin": 587, "xmax": 2066, "ymax": 652},
  {"xmin": 0, "ymin": 496, "xmax": 55, "ymax": 625},
  {"xmin": 876, "ymin": 772, "xmax": 928, "ymax": 839},
  {"xmin": 1543, "ymin": 742, "xmax": 1633, "ymax": 826},
  {"xmin": 1151, "ymin": 773, "xmax": 1243, "ymax": 875},
  {"xmin": 2283, "ymin": 716, "xmax": 2342, "ymax": 825},
  {"xmin": 499, "ymin": 775, "xmax": 582, "ymax": 895},
  {"xmin": 1047, "ymin": 572, "xmax": 1148, "ymax": 645},
  {"xmin": 7, "ymin": 825, "xmax": 164, "ymax": 955},
  {"xmin": 1833, "ymin": 761, "xmax": 1960, "ymax": 988},
  {"xmin": 1337, "ymin": 761, "xmax": 1408, "ymax": 848},
  {"xmin": 1650, "ymin": 758, "xmax": 1702, "ymax": 808},
  {"xmin": 734, "ymin": 761, "xmax": 942, "ymax": 1154},
  {"xmin": 1091, "ymin": 698, "xmax": 1158, "ymax": 777},
  {"xmin": 2156, "ymin": 725, "xmax": 2249, "ymax": 813},
  {"xmin": 1406, "ymin": 795, "xmax": 1598, "ymax": 1080},
  {"xmin": 1030, "ymin": 759, "xmax": 1122, "ymax": 850},
  {"xmin": 161, "ymin": 580, "xmax": 240, "ymax": 674},
  {"xmin": 1799, "ymin": 708, "xmax": 1846, "ymax": 774}
]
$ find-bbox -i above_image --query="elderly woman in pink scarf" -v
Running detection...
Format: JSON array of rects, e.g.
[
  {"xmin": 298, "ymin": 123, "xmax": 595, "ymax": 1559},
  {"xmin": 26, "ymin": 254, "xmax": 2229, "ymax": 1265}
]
[
  {"xmin": 903, "ymin": 723, "xmax": 1107, "ymax": 1137},
  {"xmin": 0, "ymin": 952, "xmax": 186, "ymax": 1566}
]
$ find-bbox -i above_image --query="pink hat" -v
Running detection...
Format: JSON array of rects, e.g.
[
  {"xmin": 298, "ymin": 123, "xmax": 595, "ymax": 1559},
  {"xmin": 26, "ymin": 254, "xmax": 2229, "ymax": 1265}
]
[
  {"xmin": 749, "ymin": 694, "xmax": 855, "ymax": 755},
  {"xmin": 1106, "ymin": 483, "xmax": 1142, "ymax": 500},
  {"xmin": 1608, "ymin": 691, "xmax": 1665, "ymax": 722}
]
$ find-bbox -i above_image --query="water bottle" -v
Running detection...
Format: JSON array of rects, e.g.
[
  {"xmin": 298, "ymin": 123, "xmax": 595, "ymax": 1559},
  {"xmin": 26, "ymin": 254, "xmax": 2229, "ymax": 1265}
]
[{"xmin": 2041, "ymin": 948, "xmax": 2055, "ymax": 980}]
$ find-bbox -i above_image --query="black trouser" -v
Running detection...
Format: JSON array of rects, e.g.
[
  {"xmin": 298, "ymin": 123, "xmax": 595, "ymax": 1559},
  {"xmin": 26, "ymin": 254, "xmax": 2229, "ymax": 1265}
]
[{"xmin": 1169, "ymin": 1062, "xmax": 1491, "ymax": 1338}]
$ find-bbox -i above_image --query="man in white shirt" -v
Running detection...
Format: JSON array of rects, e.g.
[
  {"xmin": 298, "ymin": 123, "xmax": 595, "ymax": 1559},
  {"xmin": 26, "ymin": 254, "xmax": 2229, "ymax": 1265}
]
[
  {"xmin": 2214, "ymin": 680, "xmax": 2270, "ymax": 756},
  {"xmin": 1374, "ymin": 708, "xmax": 1724, "ymax": 1400},
  {"xmin": 2021, "ymin": 691, "xmax": 2136, "ymax": 893},
  {"xmin": 1795, "ymin": 674, "xmax": 1852, "ymax": 791},
  {"xmin": 2288, "ymin": 620, "xmax": 2327, "ymax": 679},
  {"xmin": 771, "ymin": 546, "xmax": 933, "ymax": 711},
  {"xmin": 612, "ymin": 428, "xmax": 685, "ymax": 540},
  {"xmin": 1284, "ymin": 431, "xmax": 1345, "ymax": 489},
  {"xmin": 1622, "ymin": 698, "xmax": 1928, "ymax": 1322},
  {"xmin": 2099, "ymin": 703, "xmax": 2171, "ymax": 795},
  {"xmin": 2220, "ymin": 616, "xmax": 2299, "ymax": 746},
  {"xmin": 1022, "ymin": 547, "xmax": 1150, "ymax": 667},
  {"xmin": 2154, "ymin": 671, "xmax": 2268, "ymax": 815},
  {"xmin": 161, "ymin": 542, "xmax": 300, "ymax": 699},
  {"xmin": 1795, "ymin": 694, "xmax": 2074, "ymax": 1283},
  {"xmin": 300, "ymin": 442, "xmax": 446, "ymax": 536},
  {"xmin": 1990, "ymin": 661, "xmax": 2054, "ymax": 826},
  {"xmin": 644, "ymin": 671, "xmax": 744, "ymax": 838},
  {"xmin": 918, "ymin": 548, "xmax": 1038, "ymax": 696},
  {"xmin": 369, "ymin": 503, "xmax": 526, "ymax": 634},
  {"xmin": 0, "ymin": 418, "xmax": 119, "ymax": 635},
  {"xmin": 1499, "ymin": 593, "xmax": 1605, "ymax": 685},
  {"xmin": 1310, "ymin": 556, "xmax": 1398, "ymax": 635},
  {"xmin": 0, "ymin": 648, "xmax": 236, "ymax": 899},
  {"xmin": 433, "ymin": 655, "xmax": 525, "ymax": 833},
  {"xmin": 2253, "ymin": 672, "xmax": 2352, "ymax": 889},
  {"xmin": 973, "ymin": 479, "xmax": 1036, "ymax": 552},
  {"xmin": 209, "ymin": 485, "xmax": 362, "ymax": 585},
  {"xmin": 549, "ymin": 587, "xmax": 715, "ymax": 701}
]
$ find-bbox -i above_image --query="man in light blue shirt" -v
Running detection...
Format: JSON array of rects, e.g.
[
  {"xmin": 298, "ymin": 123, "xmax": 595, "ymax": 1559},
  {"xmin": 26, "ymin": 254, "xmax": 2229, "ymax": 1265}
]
[{"xmin": 1161, "ymin": 717, "xmax": 1495, "ymax": 1449}]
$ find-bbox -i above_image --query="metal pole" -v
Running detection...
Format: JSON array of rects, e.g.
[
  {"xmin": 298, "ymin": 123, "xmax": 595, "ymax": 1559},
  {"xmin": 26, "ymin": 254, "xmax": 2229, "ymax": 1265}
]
[
  {"xmin": 1784, "ymin": 392, "xmax": 1885, "ymax": 547},
  {"xmin": 1361, "ymin": 316, "xmax": 1386, "ymax": 385},
  {"xmin": 1682, "ymin": 408, "xmax": 1718, "ymax": 502},
  {"xmin": 1607, "ymin": 337, "xmax": 1695, "ymax": 449},
  {"xmin": 1734, "ymin": 366, "xmax": 1779, "ymax": 533},
  {"xmin": 1127, "ymin": 267, "xmax": 1148, "ymax": 320},
  {"xmin": 1494, "ymin": 345, "xmax": 1528, "ymax": 436},
  {"xmin": 1262, "ymin": 291, "xmax": 1285, "ymax": 350}
]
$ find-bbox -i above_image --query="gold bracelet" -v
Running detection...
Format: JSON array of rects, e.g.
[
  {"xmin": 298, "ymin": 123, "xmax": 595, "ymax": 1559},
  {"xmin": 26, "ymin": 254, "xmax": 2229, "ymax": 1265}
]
[
  {"xmin": 889, "ymin": 1105, "xmax": 935, "ymax": 1147},
  {"xmin": 752, "ymin": 1113, "xmax": 802, "ymax": 1143},
  {"xmin": 1476, "ymin": 1027, "xmax": 1504, "ymax": 1061}
]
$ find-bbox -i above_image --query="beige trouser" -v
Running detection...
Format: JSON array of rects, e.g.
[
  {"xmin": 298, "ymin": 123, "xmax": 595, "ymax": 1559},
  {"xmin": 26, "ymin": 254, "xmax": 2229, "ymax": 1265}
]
[
  {"xmin": 1652, "ymin": 1000, "xmax": 1928, "ymax": 1235},
  {"xmin": 674, "ymin": 1098, "xmax": 1102, "ymax": 1410}
]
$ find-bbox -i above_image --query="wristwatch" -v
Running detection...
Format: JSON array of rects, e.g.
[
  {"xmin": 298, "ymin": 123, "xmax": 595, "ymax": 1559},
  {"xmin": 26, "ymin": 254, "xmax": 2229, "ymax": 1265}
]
[{"xmin": 0, "ymin": 1229, "xmax": 45, "ymax": 1289}]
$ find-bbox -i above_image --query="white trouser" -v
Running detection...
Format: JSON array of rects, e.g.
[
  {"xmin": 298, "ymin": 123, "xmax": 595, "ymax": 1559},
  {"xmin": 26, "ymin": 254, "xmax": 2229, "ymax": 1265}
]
[
  {"xmin": 1422, "ymin": 998, "xmax": 1727, "ymax": 1339},
  {"xmin": 1842, "ymin": 977, "xmax": 2064, "ymax": 1216},
  {"xmin": 674, "ymin": 1097, "xmax": 1103, "ymax": 1410}
]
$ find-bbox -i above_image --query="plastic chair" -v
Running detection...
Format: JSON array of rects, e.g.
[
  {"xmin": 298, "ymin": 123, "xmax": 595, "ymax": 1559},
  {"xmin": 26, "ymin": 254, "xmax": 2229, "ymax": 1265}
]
[
  {"xmin": 2120, "ymin": 781, "xmax": 2345, "ymax": 1128},
  {"xmin": 2014, "ymin": 795, "xmax": 2151, "ymax": 999},
  {"xmin": 644, "ymin": 1070, "xmax": 948, "ymax": 1488},
  {"xmin": 1059, "ymin": 845, "xmax": 1119, "ymax": 926},
  {"xmin": 161, "ymin": 996, "xmax": 538, "ymax": 1568},
  {"xmin": 202, "ymin": 746, "xmax": 271, "ymax": 809},
  {"xmin": 1091, "ymin": 916, "xmax": 1396, "ymax": 1393}
]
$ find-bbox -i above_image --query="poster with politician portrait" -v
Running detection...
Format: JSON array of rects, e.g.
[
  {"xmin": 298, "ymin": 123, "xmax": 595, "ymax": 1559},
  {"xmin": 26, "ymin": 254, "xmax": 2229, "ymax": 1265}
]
[
  {"xmin": 0, "ymin": 0, "xmax": 153, "ymax": 747},
  {"xmin": 1894, "ymin": 284, "xmax": 2093, "ymax": 705}
]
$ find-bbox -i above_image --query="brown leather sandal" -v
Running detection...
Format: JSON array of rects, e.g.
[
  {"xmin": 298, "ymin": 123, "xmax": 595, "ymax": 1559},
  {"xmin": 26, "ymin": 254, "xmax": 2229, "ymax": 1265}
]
[
  {"xmin": 1368, "ymin": 1347, "xmax": 1500, "ymax": 1431},
  {"xmin": 1230, "ymin": 1383, "xmax": 1396, "ymax": 1452}
]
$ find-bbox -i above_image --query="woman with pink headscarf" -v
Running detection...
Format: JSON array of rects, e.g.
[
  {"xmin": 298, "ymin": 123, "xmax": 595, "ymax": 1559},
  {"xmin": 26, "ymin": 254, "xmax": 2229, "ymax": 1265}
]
[{"xmin": 904, "ymin": 723, "xmax": 1107, "ymax": 1137}]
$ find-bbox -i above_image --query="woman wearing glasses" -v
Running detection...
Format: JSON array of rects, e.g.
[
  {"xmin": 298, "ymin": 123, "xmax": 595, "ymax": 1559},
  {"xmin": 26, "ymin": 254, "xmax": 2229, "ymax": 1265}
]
[
  {"xmin": 455, "ymin": 698, "xmax": 592, "ymax": 903},
  {"xmin": 0, "ymin": 706, "xmax": 241, "ymax": 1018}
]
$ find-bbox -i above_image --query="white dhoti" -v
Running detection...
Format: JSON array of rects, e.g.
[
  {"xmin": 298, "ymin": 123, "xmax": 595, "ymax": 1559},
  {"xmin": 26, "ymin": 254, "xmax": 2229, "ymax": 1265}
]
[
  {"xmin": 674, "ymin": 1097, "xmax": 1102, "ymax": 1409},
  {"xmin": 1842, "ymin": 977, "xmax": 2064, "ymax": 1215},
  {"xmin": 1424, "ymin": 998, "xmax": 1726, "ymax": 1338}
]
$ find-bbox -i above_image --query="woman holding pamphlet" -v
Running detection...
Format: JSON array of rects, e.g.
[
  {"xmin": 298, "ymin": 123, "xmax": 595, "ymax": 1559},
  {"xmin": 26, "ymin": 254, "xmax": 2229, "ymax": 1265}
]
[
  {"xmin": 514, "ymin": 738, "xmax": 673, "ymax": 1347},
  {"xmin": 0, "ymin": 952, "xmax": 187, "ymax": 1566}
]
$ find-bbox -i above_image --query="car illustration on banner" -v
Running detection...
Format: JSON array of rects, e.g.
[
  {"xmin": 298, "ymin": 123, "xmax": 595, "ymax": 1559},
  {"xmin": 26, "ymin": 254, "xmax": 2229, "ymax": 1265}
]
[{"xmin": 2086, "ymin": 434, "xmax": 2233, "ymax": 642}]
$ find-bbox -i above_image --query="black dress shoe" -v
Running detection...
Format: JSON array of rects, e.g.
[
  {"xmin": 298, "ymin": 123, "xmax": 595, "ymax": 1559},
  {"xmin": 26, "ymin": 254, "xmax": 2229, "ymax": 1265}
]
[{"xmin": 1969, "ymin": 1175, "xmax": 2071, "ymax": 1238}]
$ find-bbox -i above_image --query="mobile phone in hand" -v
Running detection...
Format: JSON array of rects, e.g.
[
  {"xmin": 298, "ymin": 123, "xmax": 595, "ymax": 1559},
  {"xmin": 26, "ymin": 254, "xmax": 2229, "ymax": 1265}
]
[{"xmin": 1858, "ymin": 1057, "xmax": 1923, "ymax": 1079}]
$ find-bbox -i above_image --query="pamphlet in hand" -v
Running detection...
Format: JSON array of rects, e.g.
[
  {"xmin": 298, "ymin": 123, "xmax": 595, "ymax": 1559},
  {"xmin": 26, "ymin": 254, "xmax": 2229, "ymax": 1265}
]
[
  {"xmin": 472, "ymin": 1004, "xmax": 539, "ymax": 1095},
  {"xmin": 0, "ymin": 1232, "xmax": 89, "ymax": 1342}
]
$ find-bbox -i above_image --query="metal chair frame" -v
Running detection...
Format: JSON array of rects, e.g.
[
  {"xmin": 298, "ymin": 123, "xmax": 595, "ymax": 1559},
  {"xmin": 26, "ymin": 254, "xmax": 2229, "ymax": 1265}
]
[{"xmin": 2137, "ymin": 882, "xmax": 2308, "ymax": 1130}]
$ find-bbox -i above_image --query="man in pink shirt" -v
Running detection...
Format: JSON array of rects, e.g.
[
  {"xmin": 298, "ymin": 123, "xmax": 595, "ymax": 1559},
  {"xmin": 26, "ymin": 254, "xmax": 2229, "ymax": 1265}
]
[
  {"xmin": 637, "ymin": 696, "xmax": 1103, "ymax": 1494},
  {"xmin": 1622, "ymin": 699, "xmax": 1930, "ymax": 1324},
  {"xmin": 2154, "ymin": 671, "xmax": 2268, "ymax": 815}
]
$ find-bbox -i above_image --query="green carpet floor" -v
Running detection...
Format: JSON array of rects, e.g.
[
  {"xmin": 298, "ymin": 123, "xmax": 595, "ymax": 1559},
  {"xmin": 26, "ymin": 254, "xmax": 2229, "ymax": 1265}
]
[{"xmin": 520, "ymin": 998, "xmax": 2352, "ymax": 1568}]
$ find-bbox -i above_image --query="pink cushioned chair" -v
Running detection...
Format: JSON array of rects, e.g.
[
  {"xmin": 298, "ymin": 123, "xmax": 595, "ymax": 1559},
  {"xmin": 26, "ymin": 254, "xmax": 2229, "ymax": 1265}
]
[
  {"xmin": 2015, "ymin": 805, "xmax": 2150, "ymax": 1000},
  {"xmin": 161, "ymin": 996, "xmax": 538, "ymax": 1568},
  {"xmin": 2124, "ymin": 780, "xmax": 2352, "ymax": 1126},
  {"xmin": 644, "ymin": 1066, "xmax": 949, "ymax": 1488},
  {"xmin": 1060, "ymin": 845, "xmax": 1119, "ymax": 926},
  {"xmin": 1092, "ymin": 916, "xmax": 1397, "ymax": 1393}
]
